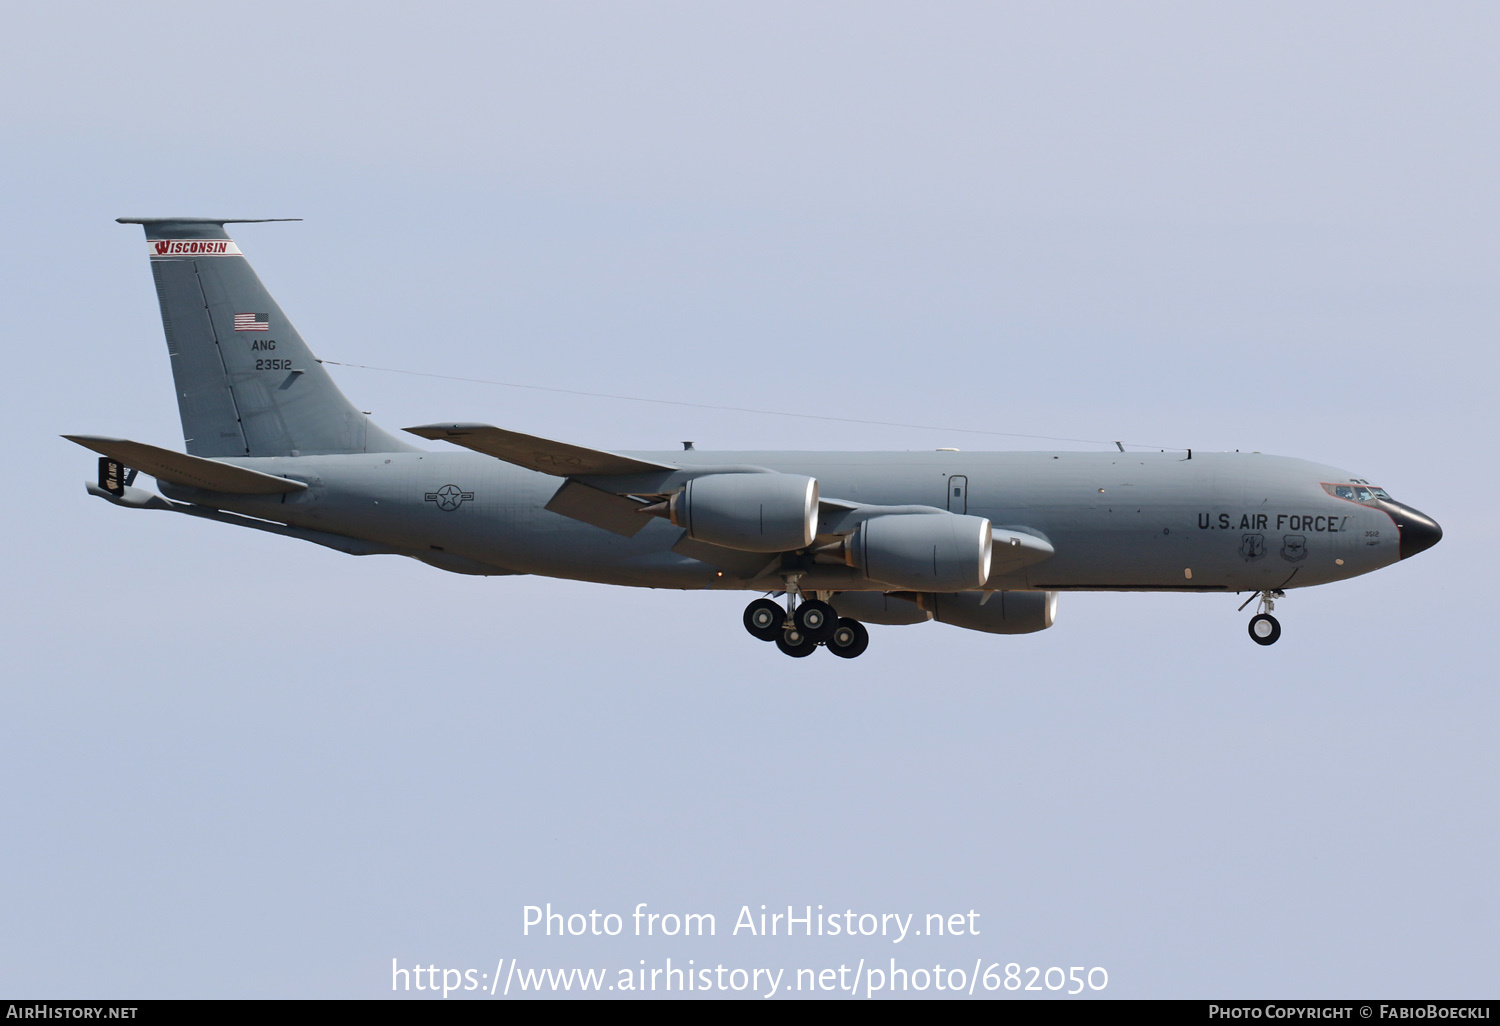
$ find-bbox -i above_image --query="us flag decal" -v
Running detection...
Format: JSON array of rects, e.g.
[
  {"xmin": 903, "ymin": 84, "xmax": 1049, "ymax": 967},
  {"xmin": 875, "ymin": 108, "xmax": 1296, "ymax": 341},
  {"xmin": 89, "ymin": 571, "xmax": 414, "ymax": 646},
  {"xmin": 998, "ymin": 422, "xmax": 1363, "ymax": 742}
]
[{"xmin": 233, "ymin": 313, "xmax": 270, "ymax": 331}]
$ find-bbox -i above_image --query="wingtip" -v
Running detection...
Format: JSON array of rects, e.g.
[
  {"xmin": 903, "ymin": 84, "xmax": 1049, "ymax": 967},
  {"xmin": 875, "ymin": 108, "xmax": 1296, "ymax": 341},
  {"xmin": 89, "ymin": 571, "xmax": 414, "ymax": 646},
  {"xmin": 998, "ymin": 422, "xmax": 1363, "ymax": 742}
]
[
  {"xmin": 403, "ymin": 423, "xmax": 491, "ymax": 438},
  {"xmin": 115, "ymin": 216, "xmax": 304, "ymax": 225}
]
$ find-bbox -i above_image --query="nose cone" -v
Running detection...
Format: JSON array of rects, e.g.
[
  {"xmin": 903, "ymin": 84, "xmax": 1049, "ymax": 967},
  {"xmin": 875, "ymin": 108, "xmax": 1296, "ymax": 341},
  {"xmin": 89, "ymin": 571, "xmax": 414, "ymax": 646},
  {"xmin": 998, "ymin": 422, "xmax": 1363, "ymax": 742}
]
[{"xmin": 1385, "ymin": 501, "xmax": 1443, "ymax": 560}]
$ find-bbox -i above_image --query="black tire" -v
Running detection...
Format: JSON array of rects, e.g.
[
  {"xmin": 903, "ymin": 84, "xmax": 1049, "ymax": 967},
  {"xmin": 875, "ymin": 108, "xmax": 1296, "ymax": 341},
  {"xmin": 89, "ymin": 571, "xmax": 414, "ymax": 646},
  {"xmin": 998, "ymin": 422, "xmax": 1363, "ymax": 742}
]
[
  {"xmin": 826, "ymin": 618, "xmax": 869, "ymax": 659},
  {"xmin": 1248, "ymin": 613, "xmax": 1281, "ymax": 646},
  {"xmin": 775, "ymin": 627, "xmax": 818, "ymax": 657},
  {"xmin": 743, "ymin": 598, "xmax": 785, "ymax": 641},
  {"xmin": 793, "ymin": 599, "xmax": 839, "ymax": 643}
]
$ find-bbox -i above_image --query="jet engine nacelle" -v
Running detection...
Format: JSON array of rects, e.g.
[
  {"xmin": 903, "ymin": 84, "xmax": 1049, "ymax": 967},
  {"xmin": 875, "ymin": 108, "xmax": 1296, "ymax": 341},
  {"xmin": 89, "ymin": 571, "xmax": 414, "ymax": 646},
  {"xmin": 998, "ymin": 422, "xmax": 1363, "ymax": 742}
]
[
  {"xmin": 670, "ymin": 473, "xmax": 818, "ymax": 552},
  {"xmin": 829, "ymin": 591, "xmax": 934, "ymax": 626},
  {"xmin": 919, "ymin": 590, "xmax": 1058, "ymax": 634},
  {"xmin": 849, "ymin": 512, "xmax": 993, "ymax": 592}
]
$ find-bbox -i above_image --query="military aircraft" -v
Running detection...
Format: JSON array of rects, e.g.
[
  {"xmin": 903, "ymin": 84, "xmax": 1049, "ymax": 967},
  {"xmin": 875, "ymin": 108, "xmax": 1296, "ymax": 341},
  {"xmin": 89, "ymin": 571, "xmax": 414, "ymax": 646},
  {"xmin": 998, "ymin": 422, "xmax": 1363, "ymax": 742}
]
[{"xmin": 69, "ymin": 218, "xmax": 1442, "ymax": 657}]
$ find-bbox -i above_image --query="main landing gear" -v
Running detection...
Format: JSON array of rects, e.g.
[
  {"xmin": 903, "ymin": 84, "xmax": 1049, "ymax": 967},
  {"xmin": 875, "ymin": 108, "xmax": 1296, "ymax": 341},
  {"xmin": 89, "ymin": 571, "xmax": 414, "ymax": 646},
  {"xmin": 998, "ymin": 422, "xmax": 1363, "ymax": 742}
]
[
  {"xmin": 742, "ymin": 578, "xmax": 870, "ymax": 658},
  {"xmin": 1239, "ymin": 589, "xmax": 1285, "ymax": 646}
]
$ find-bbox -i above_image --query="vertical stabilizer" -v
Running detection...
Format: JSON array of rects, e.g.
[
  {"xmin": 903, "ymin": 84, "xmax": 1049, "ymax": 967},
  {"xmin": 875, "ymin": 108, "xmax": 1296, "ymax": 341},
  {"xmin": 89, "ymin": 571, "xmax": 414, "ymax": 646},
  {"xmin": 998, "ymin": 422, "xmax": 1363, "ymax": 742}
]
[{"xmin": 119, "ymin": 218, "xmax": 416, "ymax": 457}]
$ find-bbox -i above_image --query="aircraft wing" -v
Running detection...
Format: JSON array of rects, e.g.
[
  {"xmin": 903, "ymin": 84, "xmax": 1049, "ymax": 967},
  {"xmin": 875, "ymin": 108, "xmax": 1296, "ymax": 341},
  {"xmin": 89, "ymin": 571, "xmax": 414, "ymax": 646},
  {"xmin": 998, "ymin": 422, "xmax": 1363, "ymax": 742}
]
[
  {"xmin": 62, "ymin": 435, "xmax": 307, "ymax": 494},
  {"xmin": 404, "ymin": 423, "xmax": 675, "ymax": 477}
]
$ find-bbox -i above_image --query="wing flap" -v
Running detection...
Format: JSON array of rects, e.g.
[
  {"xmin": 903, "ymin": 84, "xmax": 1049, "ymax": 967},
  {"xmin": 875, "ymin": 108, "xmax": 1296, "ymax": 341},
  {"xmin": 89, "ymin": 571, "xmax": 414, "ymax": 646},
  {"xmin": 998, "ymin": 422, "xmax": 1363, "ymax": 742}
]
[
  {"xmin": 544, "ymin": 480, "xmax": 653, "ymax": 537},
  {"xmin": 405, "ymin": 423, "xmax": 673, "ymax": 477},
  {"xmin": 63, "ymin": 435, "xmax": 307, "ymax": 494}
]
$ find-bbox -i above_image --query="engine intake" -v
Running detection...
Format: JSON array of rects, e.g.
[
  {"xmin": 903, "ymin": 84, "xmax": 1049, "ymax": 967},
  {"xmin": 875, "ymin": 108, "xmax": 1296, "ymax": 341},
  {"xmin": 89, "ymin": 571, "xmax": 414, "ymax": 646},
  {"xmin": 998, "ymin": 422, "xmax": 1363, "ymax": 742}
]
[{"xmin": 669, "ymin": 473, "xmax": 818, "ymax": 552}]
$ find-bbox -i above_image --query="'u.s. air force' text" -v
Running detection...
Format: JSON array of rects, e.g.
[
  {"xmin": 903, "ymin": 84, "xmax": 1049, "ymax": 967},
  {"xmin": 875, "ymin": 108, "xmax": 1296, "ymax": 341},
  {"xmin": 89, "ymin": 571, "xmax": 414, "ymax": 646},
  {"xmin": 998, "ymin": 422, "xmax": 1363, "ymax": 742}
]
[{"xmin": 1200, "ymin": 512, "xmax": 1347, "ymax": 533}]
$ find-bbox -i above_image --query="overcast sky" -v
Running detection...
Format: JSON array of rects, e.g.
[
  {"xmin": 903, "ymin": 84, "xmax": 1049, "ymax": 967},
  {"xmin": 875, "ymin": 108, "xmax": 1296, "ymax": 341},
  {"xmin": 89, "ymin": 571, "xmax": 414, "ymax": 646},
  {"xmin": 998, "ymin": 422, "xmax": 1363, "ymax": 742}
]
[{"xmin": 1, "ymin": 1, "xmax": 1495, "ymax": 999}]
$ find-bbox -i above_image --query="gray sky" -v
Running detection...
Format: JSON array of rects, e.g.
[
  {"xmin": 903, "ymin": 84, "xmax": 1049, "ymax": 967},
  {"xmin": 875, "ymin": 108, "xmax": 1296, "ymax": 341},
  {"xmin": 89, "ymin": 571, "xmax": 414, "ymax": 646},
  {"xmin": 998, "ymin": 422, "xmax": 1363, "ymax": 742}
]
[{"xmin": 1, "ymin": 1, "xmax": 1495, "ymax": 998}]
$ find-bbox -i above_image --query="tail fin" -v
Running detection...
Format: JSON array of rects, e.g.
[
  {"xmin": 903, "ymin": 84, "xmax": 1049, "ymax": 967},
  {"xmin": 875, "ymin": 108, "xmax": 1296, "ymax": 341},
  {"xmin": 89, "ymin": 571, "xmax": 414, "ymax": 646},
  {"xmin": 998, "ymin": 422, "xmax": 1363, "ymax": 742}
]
[{"xmin": 119, "ymin": 217, "xmax": 416, "ymax": 457}]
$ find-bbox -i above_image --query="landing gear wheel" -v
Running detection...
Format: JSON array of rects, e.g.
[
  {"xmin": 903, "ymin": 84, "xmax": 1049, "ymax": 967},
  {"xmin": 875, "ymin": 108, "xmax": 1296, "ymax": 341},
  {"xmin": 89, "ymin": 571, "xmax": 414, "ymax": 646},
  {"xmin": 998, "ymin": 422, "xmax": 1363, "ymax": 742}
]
[
  {"xmin": 775, "ymin": 627, "xmax": 818, "ymax": 657},
  {"xmin": 826, "ymin": 618, "xmax": 869, "ymax": 659},
  {"xmin": 793, "ymin": 599, "xmax": 838, "ymax": 643},
  {"xmin": 1248, "ymin": 613, "xmax": 1281, "ymax": 646},
  {"xmin": 743, "ymin": 598, "xmax": 786, "ymax": 642}
]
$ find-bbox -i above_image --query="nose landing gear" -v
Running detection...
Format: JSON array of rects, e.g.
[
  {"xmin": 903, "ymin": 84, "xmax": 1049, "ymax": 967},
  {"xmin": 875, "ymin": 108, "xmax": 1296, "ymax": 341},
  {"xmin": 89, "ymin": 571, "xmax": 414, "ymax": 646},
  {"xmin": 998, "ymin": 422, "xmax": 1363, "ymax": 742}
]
[
  {"xmin": 1248, "ymin": 613, "xmax": 1281, "ymax": 645},
  {"xmin": 1239, "ymin": 590, "xmax": 1285, "ymax": 646}
]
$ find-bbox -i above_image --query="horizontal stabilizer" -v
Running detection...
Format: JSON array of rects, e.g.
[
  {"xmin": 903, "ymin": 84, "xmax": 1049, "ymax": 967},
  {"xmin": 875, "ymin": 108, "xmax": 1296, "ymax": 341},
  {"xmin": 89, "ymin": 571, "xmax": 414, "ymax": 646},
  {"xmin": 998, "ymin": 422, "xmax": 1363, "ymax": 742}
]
[
  {"xmin": 85, "ymin": 482, "xmax": 176, "ymax": 509},
  {"xmin": 405, "ymin": 423, "xmax": 674, "ymax": 477},
  {"xmin": 63, "ymin": 435, "xmax": 307, "ymax": 494}
]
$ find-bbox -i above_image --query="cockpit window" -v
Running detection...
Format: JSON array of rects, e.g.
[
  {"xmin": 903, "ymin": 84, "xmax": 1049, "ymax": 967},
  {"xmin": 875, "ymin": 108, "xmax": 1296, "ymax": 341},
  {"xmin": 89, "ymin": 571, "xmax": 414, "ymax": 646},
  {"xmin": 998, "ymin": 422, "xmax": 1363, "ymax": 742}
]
[{"xmin": 1323, "ymin": 482, "xmax": 1390, "ymax": 505}]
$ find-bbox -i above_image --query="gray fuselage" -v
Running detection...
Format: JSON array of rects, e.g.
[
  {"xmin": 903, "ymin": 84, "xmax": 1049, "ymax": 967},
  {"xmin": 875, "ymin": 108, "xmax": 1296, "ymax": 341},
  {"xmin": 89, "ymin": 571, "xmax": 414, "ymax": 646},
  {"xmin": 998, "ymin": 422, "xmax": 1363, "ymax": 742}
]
[{"xmin": 172, "ymin": 448, "xmax": 1408, "ymax": 594}]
